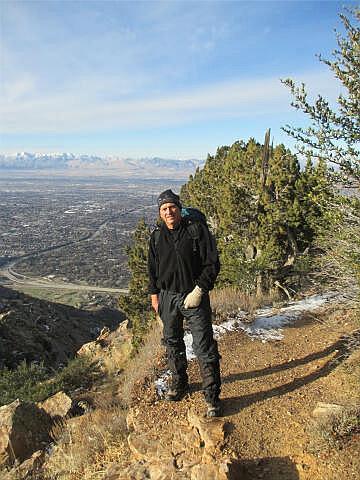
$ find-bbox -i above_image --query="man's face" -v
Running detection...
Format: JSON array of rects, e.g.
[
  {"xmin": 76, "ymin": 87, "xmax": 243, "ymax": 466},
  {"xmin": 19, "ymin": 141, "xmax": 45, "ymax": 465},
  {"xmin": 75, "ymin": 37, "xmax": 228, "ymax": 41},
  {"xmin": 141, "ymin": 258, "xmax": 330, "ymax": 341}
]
[{"xmin": 159, "ymin": 202, "xmax": 181, "ymax": 229}]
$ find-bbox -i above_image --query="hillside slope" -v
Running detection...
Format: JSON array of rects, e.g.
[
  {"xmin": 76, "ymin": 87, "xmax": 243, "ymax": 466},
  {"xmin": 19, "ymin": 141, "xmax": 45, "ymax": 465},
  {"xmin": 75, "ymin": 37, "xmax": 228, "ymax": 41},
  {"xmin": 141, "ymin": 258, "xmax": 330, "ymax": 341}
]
[
  {"xmin": 116, "ymin": 304, "xmax": 359, "ymax": 480},
  {"xmin": 14, "ymin": 298, "xmax": 358, "ymax": 480},
  {"xmin": 0, "ymin": 286, "xmax": 123, "ymax": 369}
]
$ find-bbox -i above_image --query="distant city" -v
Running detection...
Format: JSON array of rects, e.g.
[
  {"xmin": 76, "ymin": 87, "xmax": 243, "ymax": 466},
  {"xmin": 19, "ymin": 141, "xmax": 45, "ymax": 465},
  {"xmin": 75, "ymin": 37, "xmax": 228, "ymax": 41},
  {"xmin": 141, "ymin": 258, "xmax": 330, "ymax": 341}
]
[{"xmin": 0, "ymin": 173, "xmax": 184, "ymax": 291}]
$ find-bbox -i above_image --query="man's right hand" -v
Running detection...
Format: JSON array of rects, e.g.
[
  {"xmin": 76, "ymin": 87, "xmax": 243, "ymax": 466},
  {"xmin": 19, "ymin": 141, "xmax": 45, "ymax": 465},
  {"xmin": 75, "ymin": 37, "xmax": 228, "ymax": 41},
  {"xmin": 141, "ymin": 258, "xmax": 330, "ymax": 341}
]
[{"xmin": 151, "ymin": 294, "xmax": 159, "ymax": 313}]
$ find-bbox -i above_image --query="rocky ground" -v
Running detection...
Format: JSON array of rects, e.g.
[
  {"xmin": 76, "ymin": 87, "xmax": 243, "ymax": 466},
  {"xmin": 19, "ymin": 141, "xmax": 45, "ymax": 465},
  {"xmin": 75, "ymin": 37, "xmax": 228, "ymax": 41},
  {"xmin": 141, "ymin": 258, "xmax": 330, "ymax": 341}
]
[
  {"xmin": 1, "ymin": 297, "xmax": 359, "ymax": 479},
  {"xmin": 123, "ymin": 305, "xmax": 359, "ymax": 480}
]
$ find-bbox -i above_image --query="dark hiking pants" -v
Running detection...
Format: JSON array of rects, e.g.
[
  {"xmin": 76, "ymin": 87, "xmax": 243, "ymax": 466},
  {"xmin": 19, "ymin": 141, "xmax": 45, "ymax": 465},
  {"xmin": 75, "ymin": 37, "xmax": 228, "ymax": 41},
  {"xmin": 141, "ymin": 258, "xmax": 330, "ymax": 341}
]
[{"xmin": 158, "ymin": 289, "xmax": 221, "ymax": 402}]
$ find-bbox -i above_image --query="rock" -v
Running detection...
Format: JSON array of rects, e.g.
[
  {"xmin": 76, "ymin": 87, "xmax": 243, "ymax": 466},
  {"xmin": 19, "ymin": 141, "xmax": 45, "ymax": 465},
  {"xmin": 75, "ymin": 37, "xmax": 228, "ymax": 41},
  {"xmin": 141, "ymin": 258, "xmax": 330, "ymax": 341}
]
[
  {"xmin": 123, "ymin": 407, "xmax": 231, "ymax": 479},
  {"xmin": 98, "ymin": 326, "xmax": 111, "ymax": 339},
  {"xmin": 77, "ymin": 321, "xmax": 131, "ymax": 358},
  {"xmin": 0, "ymin": 399, "xmax": 52, "ymax": 466},
  {"xmin": 148, "ymin": 460, "xmax": 178, "ymax": 479},
  {"xmin": 12, "ymin": 450, "xmax": 45, "ymax": 479},
  {"xmin": 127, "ymin": 432, "xmax": 173, "ymax": 463},
  {"xmin": 312, "ymin": 402, "xmax": 346, "ymax": 418},
  {"xmin": 104, "ymin": 461, "xmax": 149, "ymax": 480},
  {"xmin": 77, "ymin": 339, "xmax": 103, "ymax": 357},
  {"xmin": 116, "ymin": 320, "xmax": 131, "ymax": 339},
  {"xmin": 37, "ymin": 391, "xmax": 72, "ymax": 418},
  {"xmin": 191, "ymin": 462, "xmax": 230, "ymax": 480},
  {"xmin": 171, "ymin": 428, "xmax": 202, "ymax": 470},
  {"xmin": 187, "ymin": 409, "xmax": 226, "ymax": 451}
]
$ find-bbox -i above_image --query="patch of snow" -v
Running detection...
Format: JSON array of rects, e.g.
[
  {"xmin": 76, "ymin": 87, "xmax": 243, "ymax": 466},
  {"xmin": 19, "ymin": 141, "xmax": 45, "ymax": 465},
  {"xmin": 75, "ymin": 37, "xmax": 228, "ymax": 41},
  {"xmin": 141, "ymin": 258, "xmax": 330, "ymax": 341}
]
[
  {"xmin": 155, "ymin": 292, "xmax": 342, "ymax": 396},
  {"xmin": 154, "ymin": 371, "xmax": 171, "ymax": 396}
]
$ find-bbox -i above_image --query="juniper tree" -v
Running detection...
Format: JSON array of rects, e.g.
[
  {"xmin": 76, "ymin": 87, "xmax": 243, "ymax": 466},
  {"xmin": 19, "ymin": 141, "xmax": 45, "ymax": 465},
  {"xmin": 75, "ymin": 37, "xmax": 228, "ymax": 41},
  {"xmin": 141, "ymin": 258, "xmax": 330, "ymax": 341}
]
[
  {"xmin": 181, "ymin": 133, "xmax": 333, "ymax": 293},
  {"xmin": 118, "ymin": 218, "xmax": 154, "ymax": 348}
]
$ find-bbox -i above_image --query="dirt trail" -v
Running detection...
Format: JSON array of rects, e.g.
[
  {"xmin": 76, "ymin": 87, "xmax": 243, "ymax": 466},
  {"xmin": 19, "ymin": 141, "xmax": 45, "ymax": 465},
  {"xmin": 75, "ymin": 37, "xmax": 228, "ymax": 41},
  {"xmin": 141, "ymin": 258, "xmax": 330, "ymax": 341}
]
[{"xmin": 131, "ymin": 306, "xmax": 360, "ymax": 480}]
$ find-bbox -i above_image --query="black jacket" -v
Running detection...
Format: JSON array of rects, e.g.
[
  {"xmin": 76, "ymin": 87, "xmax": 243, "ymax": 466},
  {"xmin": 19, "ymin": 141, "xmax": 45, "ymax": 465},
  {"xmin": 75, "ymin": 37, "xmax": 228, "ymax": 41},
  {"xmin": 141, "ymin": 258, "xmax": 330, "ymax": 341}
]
[{"xmin": 148, "ymin": 219, "xmax": 220, "ymax": 295}]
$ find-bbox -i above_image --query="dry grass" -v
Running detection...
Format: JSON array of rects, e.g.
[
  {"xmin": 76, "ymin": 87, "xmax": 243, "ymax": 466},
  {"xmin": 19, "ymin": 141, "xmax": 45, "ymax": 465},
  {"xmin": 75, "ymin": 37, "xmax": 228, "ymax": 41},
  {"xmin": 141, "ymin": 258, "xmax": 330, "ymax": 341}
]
[
  {"xmin": 98, "ymin": 335, "xmax": 133, "ymax": 378},
  {"xmin": 39, "ymin": 319, "xmax": 163, "ymax": 480},
  {"xmin": 210, "ymin": 286, "xmax": 279, "ymax": 321},
  {"xmin": 42, "ymin": 406, "xmax": 130, "ymax": 480},
  {"xmin": 117, "ymin": 318, "xmax": 164, "ymax": 407}
]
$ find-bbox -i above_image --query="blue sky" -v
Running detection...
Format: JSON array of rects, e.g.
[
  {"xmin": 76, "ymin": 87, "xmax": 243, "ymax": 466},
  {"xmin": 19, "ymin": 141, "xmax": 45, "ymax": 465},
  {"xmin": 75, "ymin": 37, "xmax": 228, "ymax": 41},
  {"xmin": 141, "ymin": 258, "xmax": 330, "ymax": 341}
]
[{"xmin": 0, "ymin": 0, "xmax": 355, "ymax": 158}]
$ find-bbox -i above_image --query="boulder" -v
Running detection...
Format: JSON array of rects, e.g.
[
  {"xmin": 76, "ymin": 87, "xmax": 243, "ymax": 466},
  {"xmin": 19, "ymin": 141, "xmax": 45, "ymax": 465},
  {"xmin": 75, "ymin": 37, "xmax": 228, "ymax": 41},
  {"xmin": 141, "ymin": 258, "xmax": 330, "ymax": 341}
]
[
  {"xmin": 111, "ymin": 400, "xmax": 232, "ymax": 479},
  {"xmin": 0, "ymin": 399, "xmax": 52, "ymax": 466},
  {"xmin": 11, "ymin": 450, "xmax": 45, "ymax": 479},
  {"xmin": 77, "ymin": 322, "xmax": 131, "ymax": 358},
  {"xmin": 191, "ymin": 462, "xmax": 230, "ymax": 480},
  {"xmin": 104, "ymin": 461, "xmax": 149, "ymax": 480},
  {"xmin": 77, "ymin": 339, "xmax": 103, "ymax": 357},
  {"xmin": 127, "ymin": 431, "xmax": 173, "ymax": 464},
  {"xmin": 187, "ymin": 409, "xmax": 225, "ymax": 452},
  {"xmin": 37, "ymin": 391, "xmax": 72, "ymax": 419},
  {"xmin": 148, "ymin": 460, "xmax": 178, "ymax": 479}
]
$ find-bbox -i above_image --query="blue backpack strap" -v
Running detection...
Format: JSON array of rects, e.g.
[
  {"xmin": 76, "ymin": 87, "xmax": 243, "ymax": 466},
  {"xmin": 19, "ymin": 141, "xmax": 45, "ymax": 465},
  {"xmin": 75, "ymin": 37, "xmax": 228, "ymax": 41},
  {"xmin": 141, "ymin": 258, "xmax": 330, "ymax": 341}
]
[{"xmin": 181, "ymin": 207, "xmax": 206, "ymax": 253}]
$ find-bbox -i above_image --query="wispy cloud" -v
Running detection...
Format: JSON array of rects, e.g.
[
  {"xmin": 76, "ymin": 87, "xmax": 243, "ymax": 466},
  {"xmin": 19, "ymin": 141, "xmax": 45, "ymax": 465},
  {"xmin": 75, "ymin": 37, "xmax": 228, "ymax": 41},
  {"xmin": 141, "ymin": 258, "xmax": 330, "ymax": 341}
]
[
  {"xmin": 0, "ymin": 0, "xmax": 348, "ymax": 154},
  {"xmin": 1, "ymin": 70, "xmax": 340, "ymax": 133}
]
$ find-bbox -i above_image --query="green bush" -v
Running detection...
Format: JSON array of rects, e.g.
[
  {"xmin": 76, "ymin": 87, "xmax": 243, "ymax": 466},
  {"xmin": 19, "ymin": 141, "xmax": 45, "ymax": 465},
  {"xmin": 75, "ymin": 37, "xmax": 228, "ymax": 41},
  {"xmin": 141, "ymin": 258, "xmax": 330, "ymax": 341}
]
[
  {"xmin": 0, "ymin": 356, "xmax": 97, "ymax": 407},
  {"xmin": 55, "ymin": 355, "xmax": 97, "ymax": 391},
  {"xmin": 181, "ymin": 137, "xmax": 334, "ymax": 293},
  {"xmin": 0, "ymin": 361, "xmax": 53, "ymax": 406}
]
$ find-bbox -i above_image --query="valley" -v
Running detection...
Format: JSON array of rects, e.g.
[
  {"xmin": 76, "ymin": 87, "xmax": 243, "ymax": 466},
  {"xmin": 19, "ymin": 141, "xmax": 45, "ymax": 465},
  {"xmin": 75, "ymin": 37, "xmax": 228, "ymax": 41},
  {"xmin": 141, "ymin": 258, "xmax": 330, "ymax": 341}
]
[{"xmin": 0, "ymin": 173, "xmax": 183, "ymax": 301}]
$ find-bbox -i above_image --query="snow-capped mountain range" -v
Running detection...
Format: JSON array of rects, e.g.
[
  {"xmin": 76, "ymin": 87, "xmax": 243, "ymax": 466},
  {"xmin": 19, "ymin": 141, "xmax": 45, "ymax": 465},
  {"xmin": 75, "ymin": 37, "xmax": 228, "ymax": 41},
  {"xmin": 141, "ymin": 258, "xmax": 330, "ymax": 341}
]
[{"xmin": 0, "ymin": 152, "xmax": 203, "ymax": 177}]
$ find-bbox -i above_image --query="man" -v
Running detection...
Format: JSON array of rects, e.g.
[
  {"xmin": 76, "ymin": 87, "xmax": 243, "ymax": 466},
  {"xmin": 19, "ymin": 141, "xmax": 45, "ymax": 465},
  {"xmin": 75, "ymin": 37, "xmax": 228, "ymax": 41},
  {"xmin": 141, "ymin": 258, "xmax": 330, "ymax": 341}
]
[{"xmin": 148, "ymin": 189, "xmax": 222, "ymax": 417}]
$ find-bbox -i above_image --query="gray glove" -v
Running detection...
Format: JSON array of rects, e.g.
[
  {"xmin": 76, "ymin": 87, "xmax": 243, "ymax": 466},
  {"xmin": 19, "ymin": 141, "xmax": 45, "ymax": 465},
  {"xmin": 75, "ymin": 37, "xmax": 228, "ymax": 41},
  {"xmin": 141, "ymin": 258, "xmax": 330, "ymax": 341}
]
[{"xmin": 184, "ymin": 285, "xmax": 203, "ymax": 309}]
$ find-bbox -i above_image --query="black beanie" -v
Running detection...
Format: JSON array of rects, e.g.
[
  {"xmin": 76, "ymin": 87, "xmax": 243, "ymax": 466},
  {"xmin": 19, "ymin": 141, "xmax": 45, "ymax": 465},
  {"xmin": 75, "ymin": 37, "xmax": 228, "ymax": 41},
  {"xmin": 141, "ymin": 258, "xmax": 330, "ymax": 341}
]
[{"xmin": 157, "ymin": 189, "xmax": 182, "ymax": 210}]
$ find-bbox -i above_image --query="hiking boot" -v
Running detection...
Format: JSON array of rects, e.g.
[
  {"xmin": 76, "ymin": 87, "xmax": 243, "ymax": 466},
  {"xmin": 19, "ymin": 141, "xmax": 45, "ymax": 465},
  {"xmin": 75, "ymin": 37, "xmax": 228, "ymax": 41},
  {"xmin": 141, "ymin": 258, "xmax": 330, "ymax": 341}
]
[
  {"xmin": 164, "ymin": 383, "xmax": 189, "ymax": 402},
  {"xmin": 206, "ymin": 399, "xmax": 222, "ymax": 418}
]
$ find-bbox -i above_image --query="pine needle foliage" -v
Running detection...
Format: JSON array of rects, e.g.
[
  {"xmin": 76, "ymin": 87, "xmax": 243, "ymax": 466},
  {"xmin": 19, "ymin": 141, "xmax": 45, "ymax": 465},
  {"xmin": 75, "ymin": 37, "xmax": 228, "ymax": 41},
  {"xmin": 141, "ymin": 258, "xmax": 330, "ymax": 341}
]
[
  {"xmin": 0, "ymin": 356, "xmax": 96, "ymax": 406},
  {"xmin": 282, "ymin": 8, "xmax": 360, "ymax": 301},
  {"xmin": 181, "ymin": 134, "xmax": 334, "ymax": 293},
  {"xmin": 118, "ymin": 219, "xmax": 155, "ymax": 348},
  {"xmin": 281, "ymin": 8, "xmax": 360, "ymax": 186}
]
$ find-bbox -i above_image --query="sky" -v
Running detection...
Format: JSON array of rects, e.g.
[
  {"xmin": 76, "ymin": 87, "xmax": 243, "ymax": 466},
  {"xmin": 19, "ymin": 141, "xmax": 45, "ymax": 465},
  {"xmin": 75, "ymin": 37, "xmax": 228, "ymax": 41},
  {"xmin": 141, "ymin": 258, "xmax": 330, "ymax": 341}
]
[{"xmin": 0, "ymin": 0, "xmax": 356, "ymax": 159}]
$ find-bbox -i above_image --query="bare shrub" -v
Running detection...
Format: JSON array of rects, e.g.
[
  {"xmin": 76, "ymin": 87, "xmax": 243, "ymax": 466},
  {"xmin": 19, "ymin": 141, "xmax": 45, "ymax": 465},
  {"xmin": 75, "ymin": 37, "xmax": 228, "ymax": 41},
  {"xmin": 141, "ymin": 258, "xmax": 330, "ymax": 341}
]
[
  {"xmin": 210, "ymin": 286, "xmax": 279, "ymax": 320},
  {"xmin": 311, "ymin": 405, "xmax": 360, "ymax": 450},
  {"xmin": 311, "ymin": 199, "xmax": 360, "ymax": 305}
]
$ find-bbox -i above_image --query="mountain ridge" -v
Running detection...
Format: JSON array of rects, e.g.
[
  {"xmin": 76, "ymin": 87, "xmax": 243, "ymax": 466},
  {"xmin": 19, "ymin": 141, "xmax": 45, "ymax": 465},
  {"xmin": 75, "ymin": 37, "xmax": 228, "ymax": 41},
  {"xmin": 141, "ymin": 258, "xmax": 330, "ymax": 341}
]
[{"xmin": 0, "ymin": 152, "xmax": 203, "ymax": 174}]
